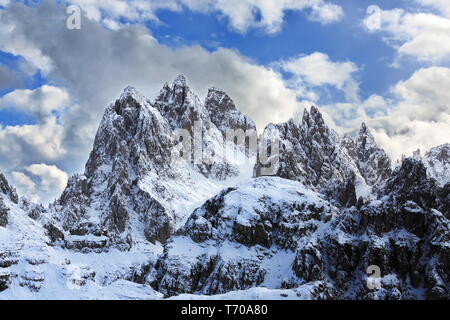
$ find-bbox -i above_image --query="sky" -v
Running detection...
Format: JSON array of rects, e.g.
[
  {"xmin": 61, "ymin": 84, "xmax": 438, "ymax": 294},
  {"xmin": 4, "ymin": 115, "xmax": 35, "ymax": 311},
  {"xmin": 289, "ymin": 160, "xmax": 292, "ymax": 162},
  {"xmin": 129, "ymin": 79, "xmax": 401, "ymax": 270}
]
[{"xmin": 0, "ymin": 0, "xmax": 450, "ymax": 204}]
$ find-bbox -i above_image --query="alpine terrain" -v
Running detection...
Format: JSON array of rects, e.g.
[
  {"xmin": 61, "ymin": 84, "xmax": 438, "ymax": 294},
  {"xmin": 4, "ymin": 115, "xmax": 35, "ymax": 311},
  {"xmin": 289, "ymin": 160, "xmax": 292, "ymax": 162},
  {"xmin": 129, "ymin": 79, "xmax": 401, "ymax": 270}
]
[{"xmin": 0, "ymin": 76, "xmax": 449, "ymax": 300}]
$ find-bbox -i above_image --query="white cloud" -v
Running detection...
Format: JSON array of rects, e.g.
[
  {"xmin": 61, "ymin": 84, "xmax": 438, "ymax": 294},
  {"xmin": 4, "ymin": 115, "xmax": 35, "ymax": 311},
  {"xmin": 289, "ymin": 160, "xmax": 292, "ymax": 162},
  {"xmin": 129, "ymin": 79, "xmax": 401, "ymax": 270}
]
[
  {"xmin": 0, "ymin": 9, "xmax": 53, "ymax": 72},
  {"xmin": 415, "ymin": 0, "xmax": 450, "ymax": 18},
  {"xmin": 321, "ymin": 67, "xmax": 450, "ymax": 161},
  {"xmin": 280, "ymin": 52, "xmax": 360, "ymax": 102},
  {"xmin": 363, "ymin": 7, "xmax": 450, "ymax": 63},
  {"xmin": 0, "ymin": 85, "xmax": 69, "ymax": 120},
  {"xmin": 25, "ymin": 163, "xmax": 69, "ymax": 193},
  {"xmin": 370, "ymin": 67, "xmax": 450, "ymax": 159},
  {"xmin": 0, "ymin": 118, "xmax": 67, "ymax": 169},
  {"xmin": 11, "ymin": 171, "xmax": 40, "ymax": 203},
  {"xmin": 0, "ymin": 1, "xmax": 303, "ymax": 188},
  {"xmin": 10, "ymin": 164, "xmax": 69, "ymax": 204},
  {"xmin": 69, "ymin": 0, "xmax": 344, "ymax": 33}
]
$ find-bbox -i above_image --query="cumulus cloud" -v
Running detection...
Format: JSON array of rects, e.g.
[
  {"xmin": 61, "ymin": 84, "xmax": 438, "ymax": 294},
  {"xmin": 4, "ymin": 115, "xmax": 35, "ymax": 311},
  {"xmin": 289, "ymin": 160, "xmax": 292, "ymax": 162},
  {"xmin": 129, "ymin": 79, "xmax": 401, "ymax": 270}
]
[
  {"xmin": 0, "ymin": 118, "xmax": 67, "ymax": 169},
  {"xmin": 363, "ymin": 6, "xmax": 450, "ymax": 63},
  {"xmin": 68, "ymin": 0, "xmax": 344, "ymax": 33},
  {"xmin": 321, "ymin": 67, "xmax": 450, "ymax": 161},
  {"xmin": 415, "ymin": 0, "xmax": 450, "ymax": 18},
  {"xmin": 0, "ymin": 64, "xmax": 22, "ymax": 89},
  {"xmin": 0, "ymin": 1, "xmax": 303, "ymax": 190},
  {"xmin": 25, "ymin": 163, "xmax": 69, "ymax": 193},
  {"xmin": 0, "ymin": 6, "xmax": 53, "ymax": 72},
  {"xmin": 0, "ymin": 85, "xmax": 69, "ymax": 120},
  {"xmin": 11, "ymin": 164, "xmax": 69, "ymax": 204},
  {"xmin": 11, "ymin": 171, "xmax": 39, "ymax": 203},
  {"xmin": 280, "ymin": 52, "xmax": 360, "ymax": 102},
  {"xmin": 369, "ymin": 67, "xmax": 450, "ymax": 160}
]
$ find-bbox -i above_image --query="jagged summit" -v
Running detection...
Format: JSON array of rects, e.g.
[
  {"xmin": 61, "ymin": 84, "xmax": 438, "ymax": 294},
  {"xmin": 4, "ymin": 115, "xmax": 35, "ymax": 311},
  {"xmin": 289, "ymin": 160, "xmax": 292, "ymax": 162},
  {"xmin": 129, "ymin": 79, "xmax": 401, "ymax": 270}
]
[
  {"xmin": 354, "ymin": 121, "xmax": 392, "ymax": 188},
  {"xmin": 0, "ymin": 173, "xmax": 18, "ymax": 204},
  {"xmin": 204, "ymin": 86, "xmax": 256, "ymax": 139},
  {"xmin": 173, "ymin": 74, "xmax": 187, "ymax": 87},
  {"xmin": 52, "ymin": 75, "xmax": 255, "ymax": 250},
  {"xmin": 423, "ymin": 143, "xmax": 450, "ymax": 187},
  {"xmin": 120, "ymin": 85, "xmax": 138, "ymax": 97},
  {"xmin": 2, "ymin": 76, "xmax": 450, "ymax": 300},
  {"xmin": 154, "ymin": 75, "xmax": 206, "ymax": 132},
  {"xmin": 255, "ymin": 106, "xmax": 357, "ymax": 202}
]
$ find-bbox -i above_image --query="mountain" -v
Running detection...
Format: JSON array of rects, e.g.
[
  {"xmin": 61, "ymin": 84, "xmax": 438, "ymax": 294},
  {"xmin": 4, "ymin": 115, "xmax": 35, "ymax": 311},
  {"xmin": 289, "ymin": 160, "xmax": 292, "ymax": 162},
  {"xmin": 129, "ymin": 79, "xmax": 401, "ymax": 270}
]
[
  {"xmin": 255, "ymin": 107, "xmax": 357, "ymax": 189},
  {"xmin": 342, "ymin": 123, "xmax": 392, "ymax": 191},
  {"xmin": 422, "ymin": 144, "xmax": 450, "ymax": 188},
  {"xmin": 0, "ymin": 169, "xmax": 162, "ymax": 298},
  {"xmin": 152, "ymin": 159, "xmax": 450, "ymax": 299},
  {"xmin": 51, "ymin": 76, "xmax": 255, "ymax": 252},
  {"xmin": 1, "ymin": 75, "xmax": 449, "ymax": 300}
]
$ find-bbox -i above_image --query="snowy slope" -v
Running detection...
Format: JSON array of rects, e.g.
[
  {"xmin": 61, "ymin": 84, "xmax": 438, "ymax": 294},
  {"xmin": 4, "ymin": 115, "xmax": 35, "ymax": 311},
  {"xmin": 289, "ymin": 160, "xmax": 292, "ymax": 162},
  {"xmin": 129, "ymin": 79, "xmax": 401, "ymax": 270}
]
[
  {"xmin": 1, "ymin": 75, "xmax": 449, "ymax": 300},
  {"xmin": 51, "ymin": 76, "xmax": 256, "ymax": 252}
]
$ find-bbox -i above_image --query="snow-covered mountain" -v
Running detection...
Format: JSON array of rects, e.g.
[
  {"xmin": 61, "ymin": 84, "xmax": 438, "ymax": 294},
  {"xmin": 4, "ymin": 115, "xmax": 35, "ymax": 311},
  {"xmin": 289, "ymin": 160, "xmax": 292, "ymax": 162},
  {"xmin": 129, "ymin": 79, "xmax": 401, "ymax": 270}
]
[
  {"xmin": 423, "ymin": 144, "xmax": 450, "ymax": 188},
  {"xmin": 0, "ymin": 75, "xmax": 449, "ymax": 300},
  {"xmin": 50, "ymin": 76, "xmax": 256, "ymax": 253}
]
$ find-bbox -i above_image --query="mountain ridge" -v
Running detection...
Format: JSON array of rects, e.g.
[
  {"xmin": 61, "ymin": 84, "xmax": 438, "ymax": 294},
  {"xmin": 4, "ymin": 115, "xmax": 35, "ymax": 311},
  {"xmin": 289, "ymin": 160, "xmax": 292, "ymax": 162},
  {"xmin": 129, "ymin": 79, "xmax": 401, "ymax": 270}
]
[{"xmin": 0, "ymin": 75, "xmax": 449, "ymax": 299}]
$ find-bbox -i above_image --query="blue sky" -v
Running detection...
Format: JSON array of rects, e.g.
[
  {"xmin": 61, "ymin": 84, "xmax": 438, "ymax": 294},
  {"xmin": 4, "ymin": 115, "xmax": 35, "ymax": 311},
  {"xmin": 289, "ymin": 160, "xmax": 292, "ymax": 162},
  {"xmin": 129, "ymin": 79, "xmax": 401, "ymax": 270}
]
[
  {"xmin": 0, "ymin": 0, "xmax": 450, "ymax": 203},
  {"xmin": 0, "ymin": 0, "xmax": 442, "ymax": 128}
]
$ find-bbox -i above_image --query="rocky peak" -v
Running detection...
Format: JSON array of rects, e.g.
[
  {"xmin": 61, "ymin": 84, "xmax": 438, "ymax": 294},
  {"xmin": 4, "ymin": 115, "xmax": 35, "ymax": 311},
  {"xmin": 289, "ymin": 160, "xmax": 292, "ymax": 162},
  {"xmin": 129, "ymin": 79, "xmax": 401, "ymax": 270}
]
[
  {"xmin": 423, "ymin": 143, "xmax": 450, "ymax": 187},
  {"xmin": 55, "ymin": 86, "xmax": 176, "ymax": 247},
  {"xmin": 340, "ymin": 134, "xmax": 357, "ymax": 160},
  {"xmin": 0, "ymin": 173, "xmax": 18, "ymax": 204},
  {"xmin": 380, "ymin": 158, "xmax": 437, "ymax": 208},
  {"xmin": 86, "ymin": 86, "xmax": 173, "ymax": 179},
  {"xmin": 204, "ymin": 87, "xmax": 257, "ymax": 141},
  {"xmin": 154, "ymin": 75, "xmax": 207, "ymax": 132},
  {"xmin": 0, "ymin": 173, "xmax": 19, "ymax": 228},
  {"xmin": 255, "ymin": 106, "xmax": 358, "ymax": 206},
  {"xmin": 53, "ymin": 77, "xmax": 254, "ymax": 250},
  {"xmin": 354, "ymin": 122, "xmax": 392, "ymax": 188}
]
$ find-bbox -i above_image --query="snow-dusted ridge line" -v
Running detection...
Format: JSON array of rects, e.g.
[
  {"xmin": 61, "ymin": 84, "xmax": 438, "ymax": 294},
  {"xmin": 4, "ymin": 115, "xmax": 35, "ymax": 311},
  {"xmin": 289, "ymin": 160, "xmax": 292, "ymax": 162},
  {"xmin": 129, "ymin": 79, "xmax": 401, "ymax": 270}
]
[{"xmin": 1, "ymin": 75, "xmax": 449, "ymax": 299}]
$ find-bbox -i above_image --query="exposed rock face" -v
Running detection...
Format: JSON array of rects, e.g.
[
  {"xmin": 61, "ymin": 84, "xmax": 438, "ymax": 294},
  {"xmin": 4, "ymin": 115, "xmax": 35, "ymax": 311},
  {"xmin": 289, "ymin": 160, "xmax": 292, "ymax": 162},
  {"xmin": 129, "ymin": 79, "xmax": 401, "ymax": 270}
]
[
  {"xmin": 154, "ymin": 168, "xmax": 450, "ymax": 299},
  {"xmin": 254, "ymin": 107, "xmax": 361, "ymax": 207},
  {"xmin": 204, "ymin": 87, "xmax": 257, "ymax": 140},
  {"xmin": 380, "ymin": 158, "xmax": 437, "ymax": 209},
  {"xmin": 154, "ymin": 177, "xmax": 337, "ymax": 297},
  {"xmin": 0, "ymin": 173, "xmax": 18, "ymax": 204},
  {"xmin": 52, "ymin": 76, "xmax": 255, "ymax": 250},
  {"xmin": 354, "ymin": 123, "xmax": 392, "ymax": 189},
  {"xmin": 423, "ymin": 144, "xmax": 450, "ymax": 187},
  {"xmin": 181, "ymin": 177, "xmax": 335, "ymax": 249},
  {"xmin": 437, "ymin": 183, "xmax": 450, "ymax": 219},
  {"xmin": 53, "ymin": 86, "xmax": 175, "ymax": 249},
  {"xmin": 255, "ymin": 108, "xmax": 357, "ymax": 188},
  {"xmin": 0, "ymin": 173, "xmax": 19, "ymax": 227},
  {"xmin": 153, "ymin": 76, "xmax": 247, "ymax": 180}
]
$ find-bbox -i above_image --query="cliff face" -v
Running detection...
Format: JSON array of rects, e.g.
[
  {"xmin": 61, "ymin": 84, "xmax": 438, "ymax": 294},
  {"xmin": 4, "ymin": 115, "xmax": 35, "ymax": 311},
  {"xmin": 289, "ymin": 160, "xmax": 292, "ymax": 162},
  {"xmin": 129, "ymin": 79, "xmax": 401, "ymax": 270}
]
[
  {"xmin": 1, "ymin": 75, "xmax": 449, "ymax": 300},
  {"xmin": 51, "ymin": 76, "xmax": 256, "ymax": 252},
  {"xmin": 153, "ymin": 161, "xmax": 450, "ymax": 299}
]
